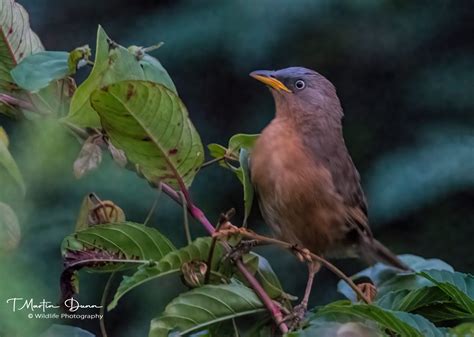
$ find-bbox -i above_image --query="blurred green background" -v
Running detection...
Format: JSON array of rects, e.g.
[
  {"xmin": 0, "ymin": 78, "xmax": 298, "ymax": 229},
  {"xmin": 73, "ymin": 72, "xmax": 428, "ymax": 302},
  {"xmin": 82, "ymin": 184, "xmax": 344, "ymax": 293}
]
[{"xmin": 0, "ymin": 0, "xmax": 473, "ymax": 336}]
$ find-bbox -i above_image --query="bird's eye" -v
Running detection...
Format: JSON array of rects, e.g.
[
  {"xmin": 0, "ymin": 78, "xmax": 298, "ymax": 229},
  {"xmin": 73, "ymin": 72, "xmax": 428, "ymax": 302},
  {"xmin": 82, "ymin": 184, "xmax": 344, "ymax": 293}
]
[{"xmin": 295, "ymin": 79, "xmax": 306, "ymax": 90}]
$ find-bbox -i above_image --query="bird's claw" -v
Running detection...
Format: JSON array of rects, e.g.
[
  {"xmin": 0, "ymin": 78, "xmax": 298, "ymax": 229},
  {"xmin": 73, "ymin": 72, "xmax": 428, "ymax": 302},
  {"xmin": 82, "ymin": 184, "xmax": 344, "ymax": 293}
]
[
  {"xmin": 225, "ymin": 239, "xmax": 259, "ymax": 262},
  {"xmin": 283, "ymin": 303, "xmax": 308, "ymax": 331},
  {"xmin": 356, "ymin": 282, "xmax": 377, "ymax": 303},
  {"xmin": 212, "ymin": 222, "xmax": 254, "ymax": 239},
  {"xmin": 290, "ymin": 244, "xmax": 313, "ymax": 263}
]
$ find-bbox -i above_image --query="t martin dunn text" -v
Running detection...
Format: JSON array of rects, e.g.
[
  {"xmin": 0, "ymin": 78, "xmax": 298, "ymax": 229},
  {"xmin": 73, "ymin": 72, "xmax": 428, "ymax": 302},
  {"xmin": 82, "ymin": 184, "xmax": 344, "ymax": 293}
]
[{"xmin": 6, "ymin": 297, "xmax": 102, "ymax": 313}]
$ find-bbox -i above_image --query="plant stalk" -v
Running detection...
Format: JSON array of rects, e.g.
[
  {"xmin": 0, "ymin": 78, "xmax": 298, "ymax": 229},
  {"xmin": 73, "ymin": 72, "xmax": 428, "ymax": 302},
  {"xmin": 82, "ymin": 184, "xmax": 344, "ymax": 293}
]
[{"xmin": 159, "ymin": 183, "xmax": 288, "ymax": 333}]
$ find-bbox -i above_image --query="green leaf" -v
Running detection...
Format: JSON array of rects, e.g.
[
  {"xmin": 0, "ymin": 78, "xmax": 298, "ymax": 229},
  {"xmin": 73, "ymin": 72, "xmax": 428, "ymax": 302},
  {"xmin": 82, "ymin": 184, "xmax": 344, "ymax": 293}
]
[
  {"xmin": 149, "ymin": 282, "xmax": 265, "ymax": 337},
  {"xmin": 419, "ymin": 269, "xmax": 474, "ymax": 313},
  {"xmin": 243, "ymin": 252, "xmax": 294, "ymax": 302},
  {"xmin": 337, "ymin": 254, "xmax": 453, "ymax": 301},
  {"xmin": 65, "ymin": 26, "xmax": 139, "ymax": 127},
  {"xmin": 315, "ymin": 301, "xmax": 444, "ymax": 337},
  {"xmin": 376, "ymin": 286, "xmax": 472, "ymax": 322},
  {"xmin": 207, "ymin": 134, "xmax": 258, "ymax": 225},
  {"xmin": 239, "ymin": 148, "xmax": 253, "ymax": 226},
  {"xmin": 0, "ymin": 132, "xmax": 25, "ymax": 195},
  {"xmin": 90, "ymin": 80, "xmax": 204, "ymax": 189},
  {"xmin": 61, "ymin": 222, "xmax": 175, "ymax": 263},
  {"xmin": 0, "ymin": 202, "xmax": 20, "ymax": 253},
  {"xmin": 0, "ymin": 0, "xmax": 43, "ymax": 92},
  {"xmin": 228, "ymin": 133, "xmax": 259, "ymax": 157},
  {"xmin": 64, "ymin": 26, "xmax": 176, "ymax": 128},
  {"xmin": 286, "ymin": 321, "xmax": 382, "ymax": 337},
  {"xmin": 207, "ymin": 133, "xmax": 259, "ymax": 162},
  {"xmin": 0, "ymin": 126, "xmax": 8, "ymax": 145},
  {"xmin": 68, "ymin": 45, "xmax": 91, "ymax": 73},
  {"xmin": 60, "ymin": 222, "xmax": 175, "ymax": 302},
  {"xmin": 28, "ymin": 77, "xmax": 75, "ymax": 117},
  {"xmin": 10, "ymin": 51, "xmax": 70, "ymax": 92},
  {"xmin": 447, "ymin": 323, "xmax": 474, "ymax": 336},
  {"xmin": 139, "ymin": 53, "xmax": 177, "ymax": 94},
  {"xmin": 109, "ymin": 237, "xmax": 224, "ymax": 310}
]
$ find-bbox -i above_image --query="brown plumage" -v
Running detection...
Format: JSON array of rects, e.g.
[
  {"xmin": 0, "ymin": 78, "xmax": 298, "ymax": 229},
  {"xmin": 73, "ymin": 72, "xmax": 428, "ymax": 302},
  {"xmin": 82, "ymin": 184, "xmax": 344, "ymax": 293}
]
[{"xmin": 249, "ymin": 67, "xmax": 408, "ymax": 309}]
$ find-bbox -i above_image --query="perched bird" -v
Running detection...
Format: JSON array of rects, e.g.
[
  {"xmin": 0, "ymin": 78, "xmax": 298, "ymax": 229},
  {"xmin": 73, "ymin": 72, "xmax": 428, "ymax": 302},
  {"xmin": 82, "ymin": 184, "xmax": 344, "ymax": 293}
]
[{"xmin": 249, "ymin": 67, "xmax": 408, "ymax": 311}]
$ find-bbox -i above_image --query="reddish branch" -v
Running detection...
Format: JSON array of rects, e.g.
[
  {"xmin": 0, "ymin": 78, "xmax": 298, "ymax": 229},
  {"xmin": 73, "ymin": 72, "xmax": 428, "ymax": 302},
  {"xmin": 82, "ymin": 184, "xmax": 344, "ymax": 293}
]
[{"xmin": 159, "ymin": 183, "xmax": 289, "ymax": 333}]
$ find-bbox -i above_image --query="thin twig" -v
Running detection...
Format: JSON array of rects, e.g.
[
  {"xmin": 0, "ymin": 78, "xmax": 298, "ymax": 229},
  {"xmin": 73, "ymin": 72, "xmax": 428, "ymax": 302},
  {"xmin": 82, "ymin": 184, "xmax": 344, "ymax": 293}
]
[
  {"xmin": 144, "ymin": 184, "xmax": 162, "ymax": 225},
  {"xmin": 232, "ymin": 318, "xmax": 240, "ymax": 337},
  {"xmin": 179, "ymin": 191, "xmax": 192, "ymax": 245},
  {"xmin": 158, "ymin": 183, "xmax": 288, "ymax": 333},
  {"xmin": 200, "ymin": 156, "xmax": 225, "ymax": 169},
  {"xmin": 99, "ymin": 272, "xmax": 115, "ymax": 337},
  {"xmin": 204, "ymin": 210, "xmax": 234, "ymax": 284},
  {"xmin": 220, "ymin": 230, "xmax": 370, "ymax": 304}
]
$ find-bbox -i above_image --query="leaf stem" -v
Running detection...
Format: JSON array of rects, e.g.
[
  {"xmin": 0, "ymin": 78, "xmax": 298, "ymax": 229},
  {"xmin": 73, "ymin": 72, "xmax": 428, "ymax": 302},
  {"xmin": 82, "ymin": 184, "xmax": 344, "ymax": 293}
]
[
  {"xmin": 179, "ymin": 191, "xmax": 192, "ymax": 245},
  {"xmin": 99, "ymin": 272, "xmax": 115, "ymax": 337},
  {"xmin": 158, "ymin": 183, "xmax": 288, "ymax": 333},
  {"xmin": 200, "ymin": 156, "xmax": 224, "ymax": 168},
  {"xmin": 144, "ymin": 184, "xmax": 162, "ymax": 225}
]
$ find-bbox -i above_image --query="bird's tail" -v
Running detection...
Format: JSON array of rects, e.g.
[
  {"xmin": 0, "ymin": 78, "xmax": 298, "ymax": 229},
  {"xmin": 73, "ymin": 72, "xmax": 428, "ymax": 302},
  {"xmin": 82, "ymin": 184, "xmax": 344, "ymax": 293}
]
[{"xmin": 361, "ymin": 239, "xmax": 411, "ymax": 271}]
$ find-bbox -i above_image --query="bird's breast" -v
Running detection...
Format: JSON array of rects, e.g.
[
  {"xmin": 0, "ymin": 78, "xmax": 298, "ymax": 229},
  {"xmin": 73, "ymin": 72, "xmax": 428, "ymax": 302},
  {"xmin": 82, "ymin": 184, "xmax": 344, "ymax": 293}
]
[{"xmin": 250, "ymin": 119, "xmax": 351, "ymax": 255}]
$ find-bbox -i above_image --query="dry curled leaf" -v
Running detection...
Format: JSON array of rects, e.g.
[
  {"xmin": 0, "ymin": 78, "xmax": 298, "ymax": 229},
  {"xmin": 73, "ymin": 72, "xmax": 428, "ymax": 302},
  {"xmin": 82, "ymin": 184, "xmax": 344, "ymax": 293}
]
[
  {"xmin": 73, "ymin": 136, "xmax": 103, "ymax": 178},
  {"xmin": 75, "ymin": 193, "xmax": 126, "ymax": 231},
  {"xmin": 107, "ymin": 141, "xmax": 127, "ymax": 167},
  {"xmin": 181, "ymin": 260, "xmax": 208, "ymax": 288}
]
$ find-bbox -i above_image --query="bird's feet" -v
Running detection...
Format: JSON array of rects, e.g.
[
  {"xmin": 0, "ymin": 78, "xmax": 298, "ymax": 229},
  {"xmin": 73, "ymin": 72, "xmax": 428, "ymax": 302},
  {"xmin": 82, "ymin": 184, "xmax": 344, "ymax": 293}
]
[
  {"xmin": 356, "ymin": 282, "xmax": 377, "ymax": 303},
  {"xmin": 284, "ymin": 303, "xmax": 308, "ymax": 331},
  {"xmin": 290, "ymin": 244, "xmax": 313, "ymax": 263},
  {"xmin": 226, "ymin": 239, "xmax": 259, "ymax": 262},
  {"xmin": 212, "ymin": 221, "xmax": 253, "ymax": 239}
]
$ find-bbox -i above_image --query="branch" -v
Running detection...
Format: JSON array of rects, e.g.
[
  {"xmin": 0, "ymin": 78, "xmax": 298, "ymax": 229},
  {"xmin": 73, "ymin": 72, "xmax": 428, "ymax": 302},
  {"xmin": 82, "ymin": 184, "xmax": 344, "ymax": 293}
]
[
  {"xmin": 216, "ymin": 229, "xmax": 371, "ymax": 304},
  {"xmin": 159, "ymin": 183, "xmax": 288, "ymax": 333},
  {"xmin": 64, "ymin": 124, "xmax": 288, "ymax": 332}
]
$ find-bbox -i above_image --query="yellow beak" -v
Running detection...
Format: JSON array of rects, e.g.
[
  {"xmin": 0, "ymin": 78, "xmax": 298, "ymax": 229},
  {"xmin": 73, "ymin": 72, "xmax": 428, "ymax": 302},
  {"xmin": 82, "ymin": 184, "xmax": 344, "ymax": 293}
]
[{"xmin": 250, "ymin": 70, "xmax": 292, "ymax": 93}]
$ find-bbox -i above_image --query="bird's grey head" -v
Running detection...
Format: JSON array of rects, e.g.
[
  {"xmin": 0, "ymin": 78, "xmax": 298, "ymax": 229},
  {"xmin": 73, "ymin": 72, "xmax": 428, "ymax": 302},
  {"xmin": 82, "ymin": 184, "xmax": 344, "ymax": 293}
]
[{"xmin": 250, "ymin": 66, "xmax": 343, "ymax": 120}]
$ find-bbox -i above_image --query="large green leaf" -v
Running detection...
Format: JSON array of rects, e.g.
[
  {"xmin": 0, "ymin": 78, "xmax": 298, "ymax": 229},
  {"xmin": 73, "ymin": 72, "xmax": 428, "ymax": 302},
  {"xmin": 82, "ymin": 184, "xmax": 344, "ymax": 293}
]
[
  {"xmin": 0, "ymin": 202, "xmax": 20, "ymax": 253},
  {"xmin": 61, "ymin": 222, "xmax": 175, "ymax": 262},
  {"xmin": 375, "ymin": 270, "xmax": 474, "ymax": 323},
  {"xmin": 286, "ymin": 321, "xmax": 382, "ymax": 337},
  {"xmin": 337, "ymin": 254, "xmax": 453, "ymax": 301},
  {"xmin": 64, "ymin": 26, "xmax": 176, "ymax": 128},
  {"xmin": 109, "ymin": 237, "xmax": 224, "ymax": 310},
  {"xmin": 90, "ymin": 80, "xmax": 204, "ymax": 189},
  {"xmin": 447, "ymin": 323, "xmax": 474, "ymax": 336},
  {"xmin": 376, "ymin": 286, "xmax": 471, "ymax": 322},
  {"xmin": 0, "ymin": 128, "xmax": 25, "ymax": 195},
  {"xmin": 419, "ymin": 270, "xmax": 474, "ymax": 313},
  {"xmin": 10, "ymin": 51, "xmax": 70, "ymax": 92},
  {"xmin": 138, "ymin": 53, "xmax": 177, "ymax": 94},
  {"xmin": 149, "ymin": 282, "xmax": 265, "ymax": 337},
  {"xmin": 60, "ymin": 222, "xmax": 176, "ymax": 302},
  {"xmin": 314, "ymin": 301, "xmax": 444, "ymax": 337},
  {"xmin": 0, "ymin": 0, "xmax": 43, "ymax": 117},
  {"xmin": 0, "ymin": 0, "xmax": 43, "ymax": 92}
]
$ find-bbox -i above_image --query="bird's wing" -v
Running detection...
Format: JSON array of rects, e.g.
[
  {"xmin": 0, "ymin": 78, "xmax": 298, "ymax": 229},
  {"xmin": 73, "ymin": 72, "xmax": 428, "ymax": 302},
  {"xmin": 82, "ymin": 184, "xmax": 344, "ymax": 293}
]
[{"xmin": 316, "ymin": 142, "xmax": 373, "ymax": 240}]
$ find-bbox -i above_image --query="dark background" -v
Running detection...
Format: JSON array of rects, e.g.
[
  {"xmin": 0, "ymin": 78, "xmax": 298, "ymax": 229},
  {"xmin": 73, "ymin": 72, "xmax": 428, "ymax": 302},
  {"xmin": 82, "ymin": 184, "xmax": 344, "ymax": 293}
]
[{"xmin": 1, "ymin": 1, "xmax": 473, "ymax": 336}]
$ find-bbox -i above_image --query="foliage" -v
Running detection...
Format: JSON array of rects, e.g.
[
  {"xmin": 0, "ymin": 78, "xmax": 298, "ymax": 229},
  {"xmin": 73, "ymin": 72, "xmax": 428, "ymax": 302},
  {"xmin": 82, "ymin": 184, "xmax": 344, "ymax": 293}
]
[{"xmin": 0, "ymin": 2, "xmax": 473, "ymax": 337}]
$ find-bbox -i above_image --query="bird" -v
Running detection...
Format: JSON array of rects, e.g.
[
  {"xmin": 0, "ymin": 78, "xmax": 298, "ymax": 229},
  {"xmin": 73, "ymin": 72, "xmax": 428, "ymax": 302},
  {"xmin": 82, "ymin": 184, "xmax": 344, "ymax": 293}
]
[{"xmin": 249, "ymin": 67, "xmax": 408, "ymax": 313}]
